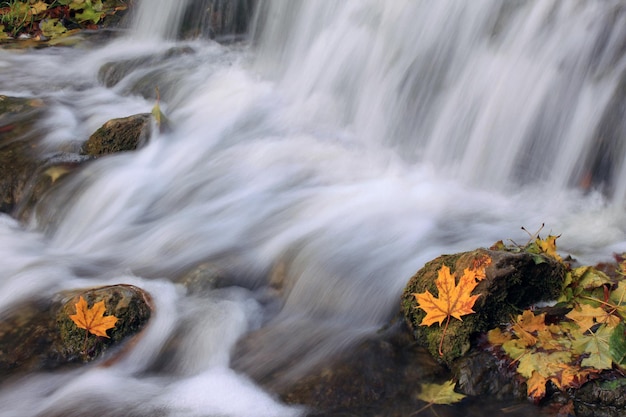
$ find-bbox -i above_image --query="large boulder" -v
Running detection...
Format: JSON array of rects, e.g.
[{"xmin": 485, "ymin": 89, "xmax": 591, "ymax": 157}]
[
  {"xmin": 401, "ymin": 248, "xmax": 565, "ymax": 366},
  {"xmin": 0, "ymin": 284, "xmax": 151, "ymax": 381}
]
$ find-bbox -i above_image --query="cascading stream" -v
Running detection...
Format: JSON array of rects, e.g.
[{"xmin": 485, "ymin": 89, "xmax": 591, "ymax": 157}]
[{"xmin": 1, "ymin": 1, "xmax": 626, "ymax": 416}]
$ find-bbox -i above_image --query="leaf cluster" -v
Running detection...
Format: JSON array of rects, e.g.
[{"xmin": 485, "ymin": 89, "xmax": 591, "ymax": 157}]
[
  {"xmin": 0, "ymin": 0, "xmax": 127, "ymax": 41},
  {"xmin": 490, "ymin": 225, "xmax": 562, "ymax": 264},
  {"xmin": 487, "ymin": 239, "xmax": 626, "ymax": 403}
]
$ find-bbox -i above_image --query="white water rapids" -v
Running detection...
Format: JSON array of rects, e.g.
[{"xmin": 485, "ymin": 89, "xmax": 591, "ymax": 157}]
[{"xmin": 2, "ymin": 1, "xmax": 626, "ymax": 416}]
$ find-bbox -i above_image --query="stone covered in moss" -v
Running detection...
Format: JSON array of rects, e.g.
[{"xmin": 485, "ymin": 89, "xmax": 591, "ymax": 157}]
[
  {"xmin": 56, "ymin": 285, "xmax": 152, "ymax": 363},
  {"xmin": 401, "ymin": 248, "xmax": 565, "ymax": 366},
  {"xmin": 81, "ymin": 113, "xmax": 152, "ymax": 157},
  {"xmin": 0, "ymin": 284, "xmax": 151, "ymax": 382}
]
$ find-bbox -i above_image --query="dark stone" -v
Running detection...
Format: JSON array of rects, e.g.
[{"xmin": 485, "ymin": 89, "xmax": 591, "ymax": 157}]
[
  {"xmin": 80, "ymin": 113, "xmax": 152, "ymax": 157},
  {"xmin": 98, "ymin": 47, "xmax": 196, "ymax": 89},
  {"xmin": 176, "ymin": 263, "xmax": 231, "ymax": 296},
  {"xmin": 0, "ymin": 95, "xmax": 48, "ymax": 214},
  {"xmin": 275, "ymin": 321, "xmax": 446, "ymax": 417},
  {"xmin": 401, "ymin": 249, "xmax": 565, "ymax": 366},
  {"xmin": 452, "ymin": 346, "xmax": 527, "ymax": 400},
  {"xmin": 0, "ymin": 284, "xmax": 152, "ymax": 383},
  {"xmin": 574, "ymin": 379, "xmax": 626, "ymax": 417}
]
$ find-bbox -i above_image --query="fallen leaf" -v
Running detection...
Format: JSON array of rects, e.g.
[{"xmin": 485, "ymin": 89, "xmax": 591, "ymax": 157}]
[
  {"xmin": 414, "ymin": 265, "xmax": 480, "ymax": 327},
  {"xmin": 567, "ymin": 304, "xmax": 618, "ymax": 332},
  {"xmin": 417, "ymin": 380, "xmax": 466, "ymax": 405},
  {"xmin": 526, "ymin": 371, "xmax": 547, "ymax": 401},
  {"xmin": 572, "ymin": 325, "xmax": 614, "ymax": 370},
  {"xmin": 69, "ymin": 296, "xmax": 118, "ymax": 338},
  {"xmin": 535, "ymin": 235, "xmax": 562, "ymax": 261}
]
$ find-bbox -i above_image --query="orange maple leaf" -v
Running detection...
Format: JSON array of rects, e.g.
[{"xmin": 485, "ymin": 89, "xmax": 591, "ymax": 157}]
[
  {"xmin": 415, "ymin": 265, "xmax": 481, "ymax": 327},
  {"xmin": 413, "ymin": 263, "xmax": 484, "ymax": 356},
  {"xmin": 69, "ymin": 296, "xmax": 118, "ymax": 338}
]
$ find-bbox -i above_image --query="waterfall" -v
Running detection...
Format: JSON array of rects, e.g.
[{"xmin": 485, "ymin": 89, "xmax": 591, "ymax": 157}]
[
  {"xmin": 253, "ymin": 0, "xmax": 626, "ymax": 202},
  {"xmin": 131, "ymin": 0, "xmax": 191, "ymax": 40},
  {"xmin": 3, "ymin": 1, "xmax": 626, "ymax": 416},
  {"xmin": 131, "ymin": 0, "xmax": 254, "ymax": 40}
]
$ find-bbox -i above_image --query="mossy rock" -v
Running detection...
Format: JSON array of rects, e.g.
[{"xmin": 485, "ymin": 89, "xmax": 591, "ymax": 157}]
[
  {"xmin": 56, "ymin": 285, "xmax": 152, "ymax": 362},
  {"xmin": 0, "ymin": 284, "xmax": 151, "ymax": 382},
  {"xmin": 80, "ymin": 113, "xmax": 152, "ymax": 157},
  {"xmin": 401, "ymin": 249, "xmax": 565, "ymax": 366}
]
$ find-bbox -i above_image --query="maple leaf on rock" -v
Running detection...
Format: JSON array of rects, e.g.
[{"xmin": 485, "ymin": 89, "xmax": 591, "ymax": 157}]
[
  {"xmin": 414, "ymin": 265, "xmax": 480, "ymax": 327},
  {"xmin": 69, "ymin": 296, "xmax": 118, "ymax": 338}
]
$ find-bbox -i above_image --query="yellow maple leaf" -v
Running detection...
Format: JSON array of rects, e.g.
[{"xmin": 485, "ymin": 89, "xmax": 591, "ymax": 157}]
[
  {"xmin": 29, "ymin": 1, "xmax": 47, "ymax": 15},
  {"xmin": 535, "ymin": 234, "xmax": 562, "ymax": 261},
  {"xmin": 566, "ymin": 304, "xmax": 618, "ymax": 332},
  {"xmin": 416, "ymin": 380, "xmax": 466, "ymax": 405},
  {"xmin": 526, "ymin": 371, "xmax": 547, "ymax": 401},
  {"xmin": 69, "ymin": 296, "xmax": 118, "ymax": 338},
  {"xmin": 414, "ymin": 265, "xmax": 480, "ymax": 326}
]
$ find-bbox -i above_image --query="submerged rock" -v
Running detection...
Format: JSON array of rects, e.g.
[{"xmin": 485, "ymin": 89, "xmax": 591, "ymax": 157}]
[
  {"xmin": 401, "ymin": 248, "xmax": 565, "ymax": 366},
  {"xmin": 272, "ymin": 321, "xmax": 446, "ymax": 417},
  {"xmin": 0, "ymin": 94, "xmax": 155, "ymax": 219},
  {"xmin": 0, "ymin": 95, "xmax": 48, "ymax": 214},
  {"xmin": 0, "ymin": 284, "xmax": 151, "ymax": 382}
]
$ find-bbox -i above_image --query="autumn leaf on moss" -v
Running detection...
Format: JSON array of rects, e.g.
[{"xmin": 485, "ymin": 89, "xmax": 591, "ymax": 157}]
[
  {"xmin": 414, "ymin": 265, "xmax": 481, "ymax": 326},
  {"xmin": 414, "ymin": 259, "xmax": 489, "ymax": 356},
  {"xmin": 69, "ymin": 296, "xmax": 118, "ymax": 338}
]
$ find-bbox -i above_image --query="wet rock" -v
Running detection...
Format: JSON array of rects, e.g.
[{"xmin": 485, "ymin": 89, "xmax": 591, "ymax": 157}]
[
  {"xmin": 574, "ymin": 379, "xmax": 626, "ymax": 417},
  {"xmin": 274, "ymin": 321, "xmax": 446, "ymax": 417},
  {"xmin": 0, "ymin": 284, "xmax": 151, "ymax": 382},
  {"xmin": 452, "ymin": 347, "xmax": 526, "ymax": 400},
  {"xmin": 0, "ymin": 96, "xmax": 87, "ymax": 218},
  {"xmin": 176, "ymin": 263, "xmax": 231, "ymax": 296},
  {"xmin": 401, "ymin": 248, "xmax": 565, "ymax": 366},
  {"xmin": 80, "ymin": 113, "xmax": 152, "ymax": 157},
  {"xmin": 98, "ymin": 46, "xmax": 196, "ymax": 90},
  {"xmin": 0, "ymin": 95, "xmax": 48, "ymax": 214}
]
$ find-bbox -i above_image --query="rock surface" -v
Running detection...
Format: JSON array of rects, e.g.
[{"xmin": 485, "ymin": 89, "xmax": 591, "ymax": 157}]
[
  {"xmin": 401, "ymin": 248, "xmax": 565, "ymax": 365},
  {"xmin": 270, "ymin": 321, "xmax": 446, "ymax": 417},
  {"xmin": 0, "ymin": 94, "xmax": 155, "ymax": 219},
  {"xmin": 0, "ymin": 95, "xmax": 48, "ymax": 214},
  {"xmin": 0, "ymin": 284, "xmax": 151, "ymax": 382},
  {"xmin": 81, "ymin": 113, "xmax": 152, "ymax": 157}
]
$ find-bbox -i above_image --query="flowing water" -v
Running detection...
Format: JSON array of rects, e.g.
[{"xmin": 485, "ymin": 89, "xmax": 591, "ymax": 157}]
[{"xmin": 2, "ymin": 1, "xmax": 626, "ymax": 416}]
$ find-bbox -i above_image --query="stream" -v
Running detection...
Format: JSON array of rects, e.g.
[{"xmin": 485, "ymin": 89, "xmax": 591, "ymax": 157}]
[{"xmin": 2, "ymin": 1, "xmax": 626, "ymax": 416}]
